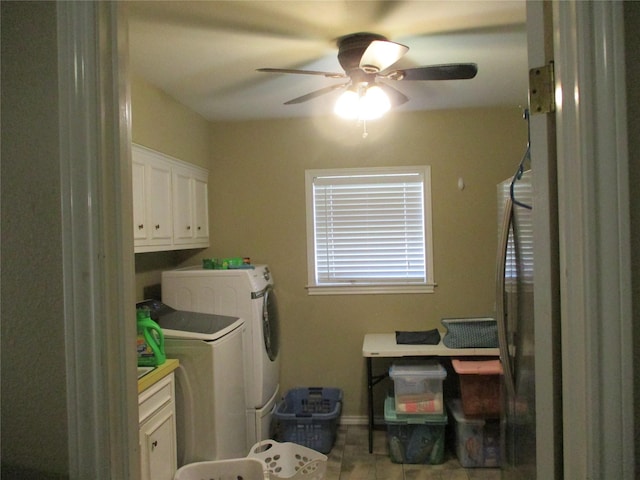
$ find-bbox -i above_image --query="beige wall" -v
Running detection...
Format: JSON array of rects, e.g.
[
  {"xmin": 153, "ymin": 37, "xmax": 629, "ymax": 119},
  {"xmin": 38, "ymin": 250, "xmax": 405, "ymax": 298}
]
[
  {"xmin": 132, "ymin": 75, "xmax": 212, "ymax": 300},
  {"xmin": 1, "ymin": 2, "xmax": 69, "ymax": 475},
  {"xmin": 206, "ymin": 109, "xmax": 526, "ymax": 417},
  {"xmin": 131, "ymin": 75, "xmax": 527, "ymax": 417},
  {"xmin": 131, "ymin": 74, "xmax": 211, "ymax": 168}
]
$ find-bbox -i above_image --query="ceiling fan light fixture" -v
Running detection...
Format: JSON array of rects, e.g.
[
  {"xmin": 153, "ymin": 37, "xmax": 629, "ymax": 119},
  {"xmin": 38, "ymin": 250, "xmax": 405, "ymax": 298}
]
[
  {"xmin": 334, "ymin": 84, "xmax": 390, "ymax": 121},
  {"xmin": 259, "ymin": 32, "xmax": 478, "ymax": 118},
  {"xmin": 333, "ymin": 89, "xmax": 359, "ymax": 119},
  {"xmin": 359, "ymin": 40, "xmax": 409, "ymax": 73},
  {"xmin": 362, "ymin": 85, "xmax": 391, "ymax": 119}
]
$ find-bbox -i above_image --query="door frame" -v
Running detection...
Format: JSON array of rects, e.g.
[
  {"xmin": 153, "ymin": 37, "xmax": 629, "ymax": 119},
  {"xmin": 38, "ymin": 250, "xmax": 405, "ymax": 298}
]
[
  {"xmin": 526, "ymin": 2, "xmax": 562, "ymax": 478},
  {"xmin": 58, "ymin": 2, "xmax": 138, "ymax": 478},
  {"xmin": 553, "ymin": 1, "xmax": 634, "ymax": 478}
]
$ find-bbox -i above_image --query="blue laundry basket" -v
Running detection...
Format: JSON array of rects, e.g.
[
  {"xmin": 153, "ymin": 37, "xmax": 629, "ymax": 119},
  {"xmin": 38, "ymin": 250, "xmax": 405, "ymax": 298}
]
[{"xmin": 274, "ymin": 387, "xmax": 342, "ymax": 454}]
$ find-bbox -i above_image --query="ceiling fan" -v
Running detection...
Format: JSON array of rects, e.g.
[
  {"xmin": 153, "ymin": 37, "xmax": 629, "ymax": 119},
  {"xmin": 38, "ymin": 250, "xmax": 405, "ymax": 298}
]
[{"xmin": 257, "ymin": 32, "xmax": 478, "ymax": 115}]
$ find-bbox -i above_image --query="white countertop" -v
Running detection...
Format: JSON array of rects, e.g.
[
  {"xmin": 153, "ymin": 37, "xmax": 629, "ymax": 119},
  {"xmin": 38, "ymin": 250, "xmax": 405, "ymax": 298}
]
[{"xmin": 362, "ymin": 333, "xmax": 500, "ymax": 357}]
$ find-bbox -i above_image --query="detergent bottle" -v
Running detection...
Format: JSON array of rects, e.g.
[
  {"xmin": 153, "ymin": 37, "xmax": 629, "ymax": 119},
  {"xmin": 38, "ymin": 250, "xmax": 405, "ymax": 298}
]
[{"xmin": 136, "ymin": 308, "xmax": 166, "ymax": 366}]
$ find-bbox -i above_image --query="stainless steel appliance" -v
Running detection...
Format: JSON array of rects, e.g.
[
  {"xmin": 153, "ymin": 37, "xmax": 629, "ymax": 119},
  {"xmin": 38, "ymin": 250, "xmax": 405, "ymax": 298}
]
[{"xmin": 496, "ymin": 169, "xmax": 536, "ymax": 479}]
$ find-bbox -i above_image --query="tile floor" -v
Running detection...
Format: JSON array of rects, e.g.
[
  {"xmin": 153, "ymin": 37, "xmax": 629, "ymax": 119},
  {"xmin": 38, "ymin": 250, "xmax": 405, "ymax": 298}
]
[{"xmin": 324, "ymin": 425, "xmax": 501, "ymax": 480}]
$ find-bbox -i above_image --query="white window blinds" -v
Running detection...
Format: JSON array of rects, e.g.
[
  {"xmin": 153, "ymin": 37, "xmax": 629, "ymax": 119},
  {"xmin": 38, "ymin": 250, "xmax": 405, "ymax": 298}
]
[
  {"xmin": 498, "ymin": 169, "xmax": 534, "ymax": 283},
  {"xmin": 306, "ymin": 167, "xmax": 434, "ymax": 293}
]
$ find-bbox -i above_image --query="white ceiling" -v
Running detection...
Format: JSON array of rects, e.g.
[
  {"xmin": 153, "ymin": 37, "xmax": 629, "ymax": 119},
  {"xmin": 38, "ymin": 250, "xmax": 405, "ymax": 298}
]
[{"xmin": 126, "ymin": 1, "xmax": 529, "ymax": 122}]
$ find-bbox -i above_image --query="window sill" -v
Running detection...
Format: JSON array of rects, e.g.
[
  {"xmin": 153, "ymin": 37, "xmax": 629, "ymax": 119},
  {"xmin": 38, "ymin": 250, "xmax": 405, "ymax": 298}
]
[{"xmin": 306, "ymin": 284, "xmax": 436, "ymax": 295}]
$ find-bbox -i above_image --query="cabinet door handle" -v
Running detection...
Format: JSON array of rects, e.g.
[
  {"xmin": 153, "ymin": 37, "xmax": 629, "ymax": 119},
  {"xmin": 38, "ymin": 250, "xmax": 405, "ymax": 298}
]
[
  {"xmin": 155, "ymin": 224, "xmax": 160, "ymax": 230},
  {"xmin": 186, "ymin": 225, "xmax": 191, "ymax": 230},
  {"xmin": 138, "ymin": 224, "xmax": 144, "ymax": 230},
  {"xmin": 151, "ymin": 440, "xmax": 158, "ymax": 450},
  {"xmin": 197, "ymin": 226, "xmax": 201, "ymax": 231}
]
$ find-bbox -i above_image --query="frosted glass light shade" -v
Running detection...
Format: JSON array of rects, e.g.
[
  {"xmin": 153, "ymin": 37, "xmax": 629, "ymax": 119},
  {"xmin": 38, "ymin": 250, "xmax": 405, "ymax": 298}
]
[
  {"xmin": 334, "ymin": 89, "xmax": 360, "ymax": 119},
  {"xmin": 334, "ymin": 85, "xmax": 390, "ymax": 120},
  {"xmin": 361, "ymin": 86, "xmax": 390, "ymax": 119}
]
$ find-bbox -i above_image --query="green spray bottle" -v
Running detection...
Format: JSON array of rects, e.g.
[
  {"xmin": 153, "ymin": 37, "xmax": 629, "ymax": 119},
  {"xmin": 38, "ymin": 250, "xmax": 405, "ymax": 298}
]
[{"xmin": 136, "ymin": 308, "xmax": 166, "ymax": 366}]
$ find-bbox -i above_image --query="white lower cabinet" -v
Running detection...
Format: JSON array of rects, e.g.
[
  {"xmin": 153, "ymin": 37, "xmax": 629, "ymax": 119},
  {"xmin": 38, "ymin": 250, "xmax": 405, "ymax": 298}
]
[{"xmin": 139, "ymin": 373, "xmax": 177, "ymax": 480}]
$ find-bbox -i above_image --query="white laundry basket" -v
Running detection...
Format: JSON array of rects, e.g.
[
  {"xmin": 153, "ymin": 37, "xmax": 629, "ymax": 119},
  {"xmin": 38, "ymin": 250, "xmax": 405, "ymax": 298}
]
[
  {"xmin": 173, "ymin": 457, "xmax": 268, "ymax": 480},
  {"xmin": 248, "ymin": 440, "xmax": 327, "ymax": 480}
]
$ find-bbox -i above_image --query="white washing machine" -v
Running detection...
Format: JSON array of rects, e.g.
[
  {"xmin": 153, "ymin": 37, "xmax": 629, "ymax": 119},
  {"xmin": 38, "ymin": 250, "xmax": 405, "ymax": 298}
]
[
  {"xmin": 161, "ymin": 264, "xmax": 280, "ymax": 449},
  {"xmin": 136, "ymin": 300, "xmax": 247, "ymax": 466}
]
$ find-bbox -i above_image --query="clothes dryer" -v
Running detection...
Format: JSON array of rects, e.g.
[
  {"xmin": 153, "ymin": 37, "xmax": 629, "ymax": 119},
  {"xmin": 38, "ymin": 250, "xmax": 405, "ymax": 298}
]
[{"xmin": 161, "ymin": 265, "xmax": 280, "ymax": 448}]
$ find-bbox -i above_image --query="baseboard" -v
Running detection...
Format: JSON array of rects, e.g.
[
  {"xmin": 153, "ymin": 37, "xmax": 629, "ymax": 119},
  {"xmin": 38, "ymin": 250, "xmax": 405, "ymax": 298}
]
[{"xmin": 338, "ymin": 415, "xmax": 385, "ymax": 426}]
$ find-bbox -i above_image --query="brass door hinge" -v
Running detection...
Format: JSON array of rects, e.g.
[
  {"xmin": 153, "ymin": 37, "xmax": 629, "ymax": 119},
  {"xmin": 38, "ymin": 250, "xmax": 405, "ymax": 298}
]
[{"xmin": 529, "ymin": 61, "xmax": 555, "ymax": 114}]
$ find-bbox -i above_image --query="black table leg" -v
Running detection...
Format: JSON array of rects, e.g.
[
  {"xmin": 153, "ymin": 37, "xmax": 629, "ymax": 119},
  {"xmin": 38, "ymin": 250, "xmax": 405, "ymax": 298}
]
[{"xmin": 367, "ymin": 357, "xmax": 374, "ymax": 453}]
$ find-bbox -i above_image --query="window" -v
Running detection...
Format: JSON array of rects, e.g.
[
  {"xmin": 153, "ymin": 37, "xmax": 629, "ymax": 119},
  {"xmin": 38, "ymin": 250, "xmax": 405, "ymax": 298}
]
[
  {"xmin": 305, "ymin": 166, "xmax": 434, "ymax": 295},
  {"xmin": 498, "ymin": 169, "xmax": 534, "ymax": 287}
]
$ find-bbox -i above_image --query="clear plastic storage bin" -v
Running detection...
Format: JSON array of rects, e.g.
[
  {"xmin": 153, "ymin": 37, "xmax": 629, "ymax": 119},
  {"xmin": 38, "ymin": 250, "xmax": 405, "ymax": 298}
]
[
  {"xmin": 447, "ymin": 398, "xmax": 501, "ymax": 468},
  {"xmin": 389, "ymin": 361, "xmax": 447, "ymax": 415},
  {"xmin": 384, "ymin": 396, "xmax": 447, "ymax": 464}
]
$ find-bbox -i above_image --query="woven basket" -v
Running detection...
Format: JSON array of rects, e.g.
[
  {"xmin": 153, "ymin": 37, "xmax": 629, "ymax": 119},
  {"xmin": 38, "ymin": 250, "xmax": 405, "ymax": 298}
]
[{"xmin": 441, "ymin": 317, "xmax": 498, "ymax": 348}]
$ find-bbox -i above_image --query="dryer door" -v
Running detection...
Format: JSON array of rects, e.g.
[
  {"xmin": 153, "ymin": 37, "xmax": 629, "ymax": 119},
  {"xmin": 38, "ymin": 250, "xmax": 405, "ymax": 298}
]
[{"xmin": 262, "ymin": 285, "xmax": 279, "ymax": 361}]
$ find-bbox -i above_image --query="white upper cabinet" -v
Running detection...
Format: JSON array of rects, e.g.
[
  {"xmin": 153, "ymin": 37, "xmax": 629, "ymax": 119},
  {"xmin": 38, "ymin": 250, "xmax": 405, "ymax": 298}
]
[
  {"xmin": 172, "ymin": 164, "xmax": 209, "ymax": 246},
  {"xmin": 132, "ymin": 147, "xmax": 173, "ymax": 249},
  {"xmin": 132, "ymin": 144, "xmax": 209, "ymax": 253},
  {"xmin": 193, "ymin": 175, "xmax": 209, "ymax": 241},
  {"xmin": 132, "ymin": 159, "xmax": 148, "ymax": 242}
]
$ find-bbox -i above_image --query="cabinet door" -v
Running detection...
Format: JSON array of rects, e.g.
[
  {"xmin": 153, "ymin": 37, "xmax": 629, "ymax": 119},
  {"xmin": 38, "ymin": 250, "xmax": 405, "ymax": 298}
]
[
  {"xmin": 133, "ymin": 145, "xmax": 173, "ymax": 252},
  {"xmin": 193, "ymin": 174, "xmax": 209, "ymax": 241},
  {"xmin": 132, "ymin": 159, "xmax": 148, "ymax": 241},
  {"xmin": 139, "ymin": 403, "xmax": 177, "ymax": 480},
  {"xmin": 172, "ymin": 166, "xmax": 209, "ymax": 248},
  {"xmin": 146, "ymin": 160, "xmax": 173, "ymax": 245},
  {"xmin": 172, "ymin": 167, "xmax": 195, "ymax": 244}
]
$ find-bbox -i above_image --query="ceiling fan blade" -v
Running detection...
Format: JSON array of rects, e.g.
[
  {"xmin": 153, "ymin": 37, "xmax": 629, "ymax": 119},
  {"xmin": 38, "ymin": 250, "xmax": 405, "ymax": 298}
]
[
  {"xmin": 386, "ymin": 63, "xmax": 478, "ymax": 81},
  {"xmin": 359, "ymin": 40, "xmax": 409, "ymax": 73},
  {"xmin": 284, "ymin": 83, "xmax": 348, "ymax": 105},
  {"xmin": 377, "ymin": 83, "xmax": 409, "ymax": 107},
  {"xmin": 257, "ymin": 67, "xmax": 346, "ymax": 79}
]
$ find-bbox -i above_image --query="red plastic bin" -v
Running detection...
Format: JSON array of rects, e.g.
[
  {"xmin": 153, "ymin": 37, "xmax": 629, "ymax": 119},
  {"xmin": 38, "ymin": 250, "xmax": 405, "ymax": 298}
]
[{"xmin": 452, "ymin": 359, "xmax": 503, "ymax": 418}]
